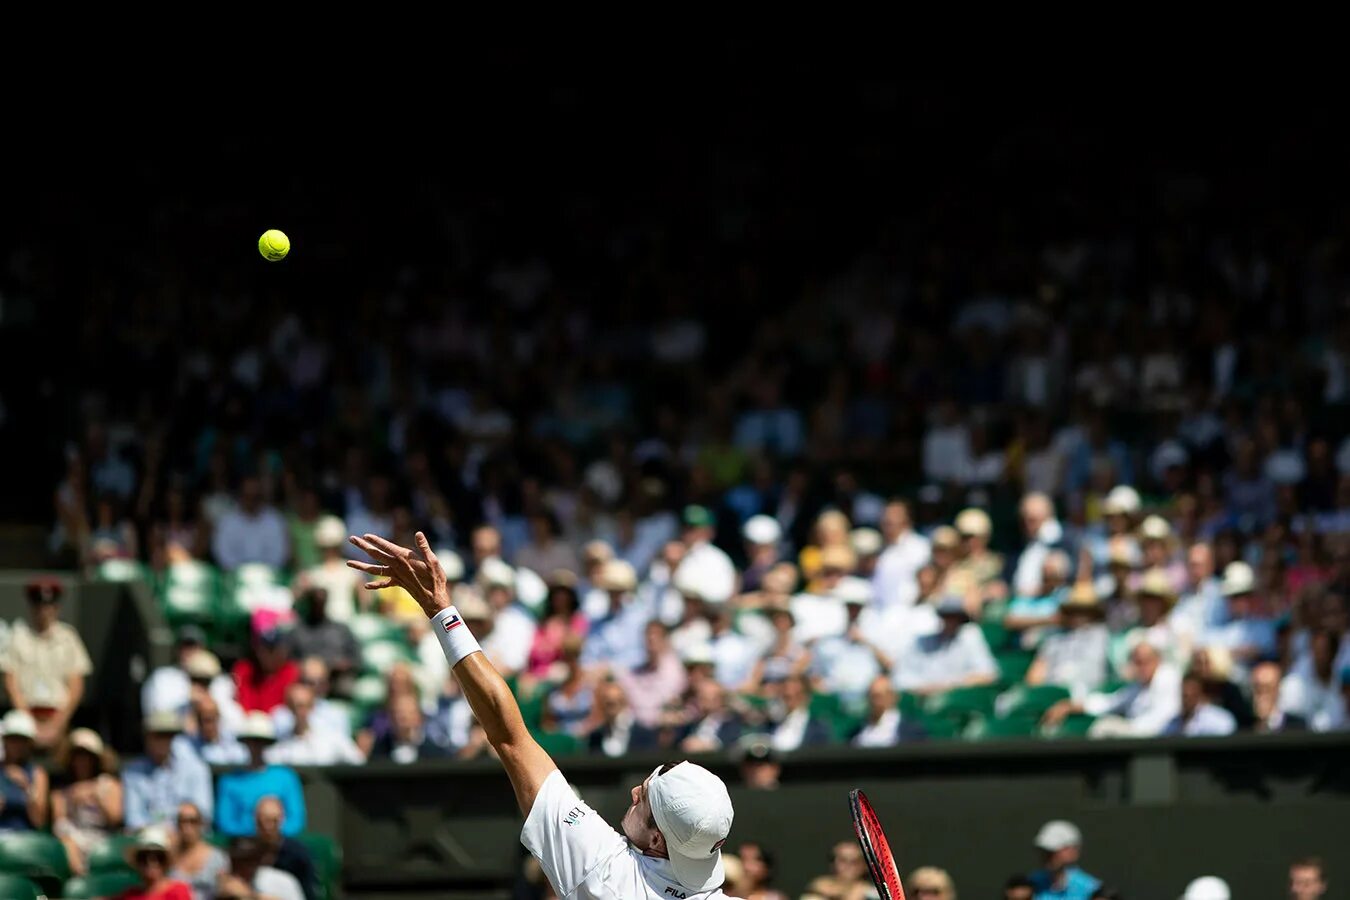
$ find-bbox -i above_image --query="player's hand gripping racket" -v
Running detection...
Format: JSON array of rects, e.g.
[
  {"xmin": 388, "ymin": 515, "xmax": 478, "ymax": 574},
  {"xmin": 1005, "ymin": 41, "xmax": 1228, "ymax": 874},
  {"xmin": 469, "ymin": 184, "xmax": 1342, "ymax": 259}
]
[{"xmin": 849, "ymin": 789, "xmax": 906, "ymax": 900}]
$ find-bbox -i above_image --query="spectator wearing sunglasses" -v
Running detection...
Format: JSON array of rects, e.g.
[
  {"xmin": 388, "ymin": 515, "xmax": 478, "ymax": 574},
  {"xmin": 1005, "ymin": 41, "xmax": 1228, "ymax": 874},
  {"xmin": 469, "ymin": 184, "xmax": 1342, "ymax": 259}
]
[
  {"xmin": 115, "ymin": 825, "xmax": 192, "ymax": 899},
  {"xmin": 169, "ymin": 802, "xmax": 228, "ymax": 900},
  {"xmin": 909, "ymin": 866, "xmax": 956, "ymax": 900}
]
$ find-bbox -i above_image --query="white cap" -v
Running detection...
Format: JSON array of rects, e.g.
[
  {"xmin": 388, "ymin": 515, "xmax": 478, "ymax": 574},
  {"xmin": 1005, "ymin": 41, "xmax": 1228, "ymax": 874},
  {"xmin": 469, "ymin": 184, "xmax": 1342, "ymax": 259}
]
[
  {"xmin": 742, "ymin": 515, "xmax": 782, "ymax": 546},
  {"xmin": 850, "ymin": 527, "xmax": 884, "ymax": 557},
  {"xmin": 647, "ymin": 762, "xmax": 734, "ymax": 892},
  {"xmin": 1181, "ymin": 876, "xmax": 1231, "ymax": 900},
  {"xmin": 435, "ymin": 548, "xmax": 466, "ymax": 582},
  {"xmin": 0, "ymin": 709, "xmax": 37, "ymax": 740},
  {"xmin": 477, "ymin": 557, "xmax": 516, "ymax": 590},
  {"xmin": 1103, "ymin": 485, "xmax": 1142, "ymax": 516},
  {"xmin": 237, "ymin": 711, "xmax": 277, "ymax": 743},
  {"xmin": 832, "ymin": 576, "xmax": 873, "ymax": 606},
  {"xmin": 314, "ymin": 515, "xmax": 347, "ymax": 549},
  {"xmin": 1034, "ymin": 819, "xmax": 1082, "ymax": 851},
  {"xmin": 1139, "ymin": 515, "xmax": 1172, "ymax": 542},
  {"xmin": 1221, "ymin": 561, "xmax": 1255, "ymax": 597},
  {"xmin": 680, "ymin": 643, "xmax": 715, "ymax": 666}
]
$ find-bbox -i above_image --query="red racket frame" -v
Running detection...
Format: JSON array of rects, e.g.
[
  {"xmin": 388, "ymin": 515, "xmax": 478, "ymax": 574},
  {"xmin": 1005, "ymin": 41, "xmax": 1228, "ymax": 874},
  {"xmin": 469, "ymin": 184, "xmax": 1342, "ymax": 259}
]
[{"xmin": 849, "ymin": 789, "xmax": 906, "ymax": 900}]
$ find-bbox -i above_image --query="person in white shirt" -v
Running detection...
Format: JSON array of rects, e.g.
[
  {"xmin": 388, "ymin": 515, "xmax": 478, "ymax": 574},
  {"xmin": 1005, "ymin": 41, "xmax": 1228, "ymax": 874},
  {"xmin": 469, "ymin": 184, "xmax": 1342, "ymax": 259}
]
[
  {"xmin": 1026, "ymin": 584, "xmax": 1110, "ymax": 700},
  {"xmin": 893, "ymin": 597, "xmax": 999, "ymax": 695},
  {"xmin": 1012, "ymin": 493, "xmax": 1065, "ymax": 599},
  {"xmin": 679, "ymin": 506, "xmax": 737, "ymax": 605},
  {"xmin": 265, "ymin": 682, "xmax": 365, "ymax": 766},
  {"xmin": 218, "ymin": 837, "xmax": 306, "ymax": 900},
  {"xmin": 871, "ymin": 500, "xmax": 931, "ymax": 610},
  {"xmin": 1201, "ymin": 562, "xmax": 1277, "ymax": 667},
  {"xmin": 212, "ymin": 477, "xmax": 289, "ymax": 572},
  {"xmin": 142, "ymin": 628, "xmax": 238, "ymax": 721},
  {"xmin": 811, "ymin": 580, "xmax": 892, "ymax": 704},
  {"xmin": 852, "ymin": 675, "xmax": 924, "ymax": 748},
  {"xmin": 768, "ymin": 675, "xmax": 832, "ymax": 752},
  {"xmin": 301, "ymin": 515, "xmax": 363, "ymax": 623},
  {"xmin": 1162, "ymin": 672, "xmax": 1237, "ymax": 737},
  {"xmin": 1043, "ymin": 642, "xmax": 1181, "ymax": 737},
  {"xmin": 478, "ymin": 559, "xmax": 537, "ymax": 678},
  {"xmin": 349, "ymin": 530, "xmax": 741, "ymax": 900},
  {"xmin": 1279, "ymin": 628, "xmax": 1348, "ymax": 732},
  {"xmin": 1171, "ymin": 542, "xmax": 1225, "ymax": 647}
]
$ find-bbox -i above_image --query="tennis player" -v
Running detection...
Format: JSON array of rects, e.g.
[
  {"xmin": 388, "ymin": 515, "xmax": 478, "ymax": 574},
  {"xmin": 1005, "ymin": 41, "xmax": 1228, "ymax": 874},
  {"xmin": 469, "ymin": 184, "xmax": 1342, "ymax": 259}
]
[{"xmin": 349, "ymin": 531, "xmax": 740, "ymax": 900}]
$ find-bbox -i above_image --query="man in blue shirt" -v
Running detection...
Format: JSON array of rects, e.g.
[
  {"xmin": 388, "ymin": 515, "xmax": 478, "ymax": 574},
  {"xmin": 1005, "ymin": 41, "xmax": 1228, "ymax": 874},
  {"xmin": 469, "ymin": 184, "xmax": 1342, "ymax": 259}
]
[
  {"xmin": 215, "ymin": 711, "xmax": 306, "ymax": 836},
  {"xmin": 123, "ymin": 711, "xmax": 214, "ymax": 829},
  {"xmin": 1028, "ymin": 819, "xmax": 1102, "ymax": 900}
]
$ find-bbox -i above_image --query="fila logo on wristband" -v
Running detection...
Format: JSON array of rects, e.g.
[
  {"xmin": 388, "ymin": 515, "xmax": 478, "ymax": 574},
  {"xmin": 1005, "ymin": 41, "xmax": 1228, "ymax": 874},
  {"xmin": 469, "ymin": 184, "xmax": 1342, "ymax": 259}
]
[{"xmin": 442, "ymin": 613, "xmax": 463, "ymax": 632}]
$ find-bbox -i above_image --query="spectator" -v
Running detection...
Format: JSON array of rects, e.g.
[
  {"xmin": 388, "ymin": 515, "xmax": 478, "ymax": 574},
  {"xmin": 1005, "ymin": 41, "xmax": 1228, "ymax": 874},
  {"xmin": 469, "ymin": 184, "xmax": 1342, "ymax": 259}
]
[
  {"xmin": 370, "ymin": 693, "xmax": 451, "ymax": 763},
  {"xmin": 1202, "ymin": 561, "xmax": 1277, "ymax": 665},
  {"xmin": 872, "ymin": 499, "xmax": 931, "ymax": 610},
  {"xmin": 290, "ymin": 582, "xmax": 360, "ymax": 683},
  {"xmin": 1026, "ymin": 583, "xmax": 1110, "ymax": 699},
  {"xmin": 51, "ymin": 728, "xmax": 122, "ymax": 875},
  {"xmin": 1004, "ymin": 875, "xmax": 1035, "ymax": 900},
  {"xmin": 0, "ymin": 710, "xmax": 49, "ymax": 831},
  {"xmin": 515, "ymin": 511, "xmax": 581, "ymax": 576},
  {"xmin": 680, "ymin": 504, "xmax": 737, "ymax": 603},
  {"xmin": 908, "ymin": 866, "xmax": 956, "ymax": 900},
  {"xmin": 741, "ymin": 515, "xmax": 784, "ymax": 592},
  {"xmin": 233, "ymin": 610, "xmax": 300, "ymax": 714},
  {"xmin": 767, "ymin": 674, "xmax": 832, "ymax": 752},
  {"xmin": 1250, "ymin": 660, "xmax": 1307, "ymax": 733},
  {"xmin": 1279, "ymin": 629, "xmax": 1348, "ymax": 731},
  {"xmin": 1180, "ymin": 876, "xmax": 1230, "ymax": 900},
  {"xmin": 115, "ymin": 825, "xmax": 192, "ymax": 900},
  {"xmin": 744, "ymin": 596, "xmax": 809, "ymax": 696},
  {"xmin": 1137, "ymin": 516, "xmax": 1185, "ymax": 593},
  {"xmin": 1162, "ymin": 671, "xmax": 1237, "ymax": 737},
  {"xmin": 615, "ymin": 621, "xmax": 686, "ymax": 728},
  {"xmin": 212, "ymin": 476, "xmax": 289, "ymax": 571},
  {"xmin": 141, "ymin": 626, "xmax": 214, "ymax": 717},
  {"xmin": 1190, "ymin": 648, "xmax": 1254, "ymax": 729},
  {"xmin": 215, "ymin": 712, "xmax": 305, "ymax": 837},
  {"xmin": 266, "ymin": 682, "xmax": 365, "ymax": 766},
  {"xmin": 1116, "ymin": 569, "xmax": 1182, "ymax": 669},
  {"xmin": 123, "ymin": 711, "xmax": 212, "ymax": 830},
  {"xmin": 735, "ymin": 736, "xmax": 782, "ymax": 790},
  {"xmin": 849, "ymin": 527, "xmax": 884, "ymax": 580},
  {"xmin": 1005, "ymin": 550, "xmax": 1072, "ymax": 643},
  {"xmin": 190, "ymin": 695, "xmax": 249, "ymax": 766},
  {"xmin": 812, "ymin": 580, "xmax": 892, "ymax": 704},
  {"xmin": 735, "ymin": 841, "xmax": 790, "ymax": 900},
  {"xmin": 477, "ymin": 559, "xmax": 537, "ymax": 678},
  {"xmin": 525, "ymin": 571, "xmax": 590, "ymax": 682},
  {"xmin": 170, "ymin": 801, "xmax": 229, "ymax": 899},
  {"xmin": 893, "ymin": 596, "xmax": 998, "ymax": 696},
  {"xmin": 1289, "ymin": 856, "xmax": 1328, "ymax": 899},
  {"xmin": 853, "ymin": 675, "xmax": 926, "ymax": 747},
  {"xmin": 678, "ymin": 679, "xmax": 746, "ymax": 753},
  {"xmin": 581, "ymin": 560, "xmax": 649, "ymax": 674},
  {"xmin": 1029, "ymin": 820, "xmax": 1101, "ymax": 900},
  {"xmin": 1045, "ymin": 641, "xmax": 1180, "ymax": 738},
  {"xmin": 301, "ymin": 515, "xmax": 362, "ymax": 622},
  {"xmin": 255, "ymin": 796, "xmax": 318, "ymax": 900},
  {"xmin": 1172, "ymin": 542, "xmax": 1224, "ymax": 643},
  {"xmin": 583, "ymin": 681, "xmax": 661, "ymax": 757},
  {"xmin": 1013, "ymin": 493, "xmax": 1066, "ymax": 599},
  {"xmin": 953, "ymin": 506, "xmax": 1004, "ymax": 595},
  {"xmin": 343, "ymin": 475, "xmax": 395, "ymax": 561},
  {"xmin": 273, "ymin": 657, "xmax": 352, "ymax": 742},
  {"xmin": 1, "ymin": 577, "xmax": 92, "ymax": 748},
  {"xmin": 805, "ymin": 840, "xmax": 871, "ymax": 900},
  {"xmin": 790, "ymin": 545, "xmax": 855, "ymax": 644},
  {"xmin": 217, "ymin": 837, "xmax": 305, "ymax": 900},
  {"xmin": 541, "ymin": 635, "xmax": 595, "ymax": 735}
]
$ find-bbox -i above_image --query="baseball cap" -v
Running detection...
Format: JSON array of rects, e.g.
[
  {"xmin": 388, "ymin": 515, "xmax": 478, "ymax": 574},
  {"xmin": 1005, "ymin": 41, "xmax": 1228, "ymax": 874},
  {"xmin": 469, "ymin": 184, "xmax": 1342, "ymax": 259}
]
[
  {"xmin": 646, "ymin": 762, "xmax": 734, "ymax": 893},
  {"xmin": 477, "ymin": 557, "xmax": 516, "ymax": 590},
  {"xmin": 1180, "ymin": 876, "xmax": 1230, "ymax": 900},
  {"xmin": 683, "ymin": 505, "xmax": 716, "ymax": 529},
  {"xmin": 742, "ymin": 515, "xmax": 782, "ymax": 546},
  {"xmin": 1034, "ymin": 820, "xmax": 1081, "ymax": 851},
  {"xmin": 1221, "ymin": 561, "xmax": 1255, "ymax": 597},
  {"xmin": 0, "ymin": 710, "xmax": 37, "ymax": 741}
]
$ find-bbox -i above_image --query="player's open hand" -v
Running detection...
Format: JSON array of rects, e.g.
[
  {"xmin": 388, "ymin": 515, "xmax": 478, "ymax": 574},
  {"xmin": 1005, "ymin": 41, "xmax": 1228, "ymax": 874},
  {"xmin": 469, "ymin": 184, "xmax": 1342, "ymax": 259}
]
[{"xmin": 347, "ymin": 531, "xmax": 451, "ymax": 619}]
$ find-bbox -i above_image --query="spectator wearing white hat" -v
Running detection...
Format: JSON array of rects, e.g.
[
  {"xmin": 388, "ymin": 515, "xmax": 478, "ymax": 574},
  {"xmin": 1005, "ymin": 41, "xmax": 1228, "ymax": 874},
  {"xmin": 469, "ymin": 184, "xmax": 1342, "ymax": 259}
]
[
  {"xmin": 1179, "ymin": 875, "xmax": 1230, "ymax": 900},
  {"xmin": 741, "ymin": 514, "xmax": 783, "ymax": 593},
  {"xmin": 1111, "ymin": 568, "xmax": 1183, "ymax": 672},
  {"xmin": 952, "ymin": 507, "xmax": 1004, "ymax": 595},
  {"xmin": 301, "ymin": 514, "xmax": 363, "ymax": 623},
  {"xmin": 0, "ymin": 710, "xmax": 49, "ymax": 832},
  {"xmin": 581, "ymin": 560, "xmax": 651, "ymax": 674},
  {"xmin": 123, "ymin": 711, "xmax": 213, "ymax": 831},
  {"xmin": 1201, "ymin": 561, "xmax": 1277, "ymax": 665},
  {"xmin": 893, "ymin": 597, "xmax": 998, "ymax": 696},
  {"xmin": 141, "ymin": 627, "xmax": 232, "ymax": 721},
  {"xmin": 1029, "ymin": 820, "xmax": 1101, "ymax": 900},
  {"xmin": 51, "ymin": 727, "xmax": 122, "ymax": 874},
  {"xmin": 849, "ymin": 527, "xmax": 884, "ymax": 580},
  {"xmin": 872, "ymin": 499, "xmax": 931, "ymax": 611},
  {"xmin": 811, "ymin": 578, "xmax": 893, "ymax": 704},
  {"xmin": 1012, "ymin": 493, "xmax": 1066, "ymax": 600},
  {"xmin": 214, "ymin": 712, "xmax": 305, "ymax": 838},
  {"xmin": 122, "ymin": 824, "xmax": 193, "ymax": 900},
  {"xmin": 1138, "ymin": 515, "xmax": 1186, "ymax": 595},
  {"xmin": 477, "ymin": 558, "xmax": 537, "ymax": 678},
  {"xmin": 1026, "ymin": 583, "xmax": 1110, "ymax": 699},
  {"xmin": 1162, "ymin": 671, "xmax": 1237, "ymax": 737}
]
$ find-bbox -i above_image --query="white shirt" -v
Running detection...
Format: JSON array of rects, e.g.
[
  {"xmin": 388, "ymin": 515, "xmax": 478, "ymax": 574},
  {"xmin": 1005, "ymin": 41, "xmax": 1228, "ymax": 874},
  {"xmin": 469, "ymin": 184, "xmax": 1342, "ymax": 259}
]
[
  {"xmin": 522, "ymin": 770, "xmax": 734, "ymax": 900},
  {"xmin": 708, "ymin": 631, "xmax": 757, "ymax": 690},
  {"xmin": 1012, "ymin": 519, "xmax": 1063, "ymax": 598},
  {"xmin": 253, "ymin": 865, "xmax": 305, "ymax": 900},
  {"xmin": 141, "ymin": 668, "xmax": 243, "ymax": 731},
  {"xmin": 683, "ymin": 542, "xmax": 737, "ymax": 604},
  {"xmin": 871, "ymin": 531, "xmax": 931, "ymax": 610},
  {"xmin": 1279, "ymin": 667, "xmax": 1348, "ymax": 733},
  {"xmin": 212, "ymin": 506, "xmax": 289, "ymax": 571},
  {"xmin": 853, "ymin": 709, "xmax": 902, "ymax": 748},
  {"xmin": 272, "ymin": 699, "xmax": 352, "ymax": 741},
  {"xmin": 303, "ymin": 561, "xmax": 362, "ymax": 623},
  {"xmin": 1082, "ymin": 664, "xmax": 1182, "ymax": 737},
  {"xmin": 266, "ymin": 725, "xmax": 366, "ymax": 766},
  {"xmin": 1164, "ymin": 703, "xmax": 1237, "ymax": 737},
  {"xmin": 922, "ymin": 423, "xmax": 971, "ymax": 484},
  {"xmin": 790, "ymin": 593, "xmax": 848, "ymax": 644},
  {"xmin": 482, "ymin": 604, "xmax": 538, "ymax": 674},
  {"xmin": 771, "ymin": 707, "xmax": 811, "ymax": 752},
  {"xmin": 893, "ymin": 624, "xmax": 997, "ymax": 693}
]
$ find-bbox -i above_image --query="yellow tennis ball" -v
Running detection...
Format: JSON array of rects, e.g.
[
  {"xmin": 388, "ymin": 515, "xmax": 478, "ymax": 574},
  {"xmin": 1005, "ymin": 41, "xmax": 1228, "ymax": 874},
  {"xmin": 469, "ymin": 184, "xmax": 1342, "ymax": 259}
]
[{"xmin": 258, "ymin": 229, "xmax": 290, "ymax": 262}]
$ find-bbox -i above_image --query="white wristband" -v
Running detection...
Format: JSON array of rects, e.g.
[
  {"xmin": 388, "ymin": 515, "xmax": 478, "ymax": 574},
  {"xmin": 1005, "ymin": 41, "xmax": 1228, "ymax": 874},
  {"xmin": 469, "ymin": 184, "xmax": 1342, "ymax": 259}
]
[{"xmin": 432, "ymin": 606, "xmax": 483, "ymax": 667}]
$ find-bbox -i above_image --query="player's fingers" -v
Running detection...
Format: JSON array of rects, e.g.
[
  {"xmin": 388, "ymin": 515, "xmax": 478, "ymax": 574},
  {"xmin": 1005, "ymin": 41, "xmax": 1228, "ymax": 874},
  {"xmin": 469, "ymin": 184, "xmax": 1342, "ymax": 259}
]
[
  {"xmin": 414, "ymin": 532, "xmax": 441, "ymax": 572},
  {"xmin": 362, "ymin": 578, "xmax": 393, "ymax": 591},
  {"xmin": 364, "ymin": 533, "xmax": 414, "ymax": 560},
  {"xmin": 346, "ymin": 560, "xmax": 387, "ymax": 575},
  {"xmin": 349, "ymin": 535, "xmax": 394, "ymax": 562}
]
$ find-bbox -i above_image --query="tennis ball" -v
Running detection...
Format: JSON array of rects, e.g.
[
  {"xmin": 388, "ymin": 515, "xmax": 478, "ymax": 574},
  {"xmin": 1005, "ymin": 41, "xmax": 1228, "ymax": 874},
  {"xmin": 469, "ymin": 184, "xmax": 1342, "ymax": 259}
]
[{"xmin": 258, "ymin": 229, "xmax": 290, "ymax": 262}]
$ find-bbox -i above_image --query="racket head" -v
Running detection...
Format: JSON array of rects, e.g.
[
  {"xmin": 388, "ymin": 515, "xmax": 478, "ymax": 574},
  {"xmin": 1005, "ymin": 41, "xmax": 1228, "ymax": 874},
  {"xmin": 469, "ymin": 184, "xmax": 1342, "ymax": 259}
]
[{"xmin": 849, "ymin": 789, "xmax": 906, "ymax": 900}]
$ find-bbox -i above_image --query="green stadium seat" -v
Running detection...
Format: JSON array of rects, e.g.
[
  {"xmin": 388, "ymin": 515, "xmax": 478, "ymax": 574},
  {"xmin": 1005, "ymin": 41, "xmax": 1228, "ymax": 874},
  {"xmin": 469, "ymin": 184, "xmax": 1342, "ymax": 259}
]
[
  {"xmin": 996, "ymin": 649, "xmax": 1036, "ymax": 686},
  {"xmin": 0, "ymin": 831, "xmax": 72, "ymax": 895},
  {"xmin": 808, "ymin": 692, "xmax": 861, "ymax": 741},
  {"xmin": 361, "ymin": 638, "xmax": 414, "ymax": 675},
  {"xmin": 296, "ymin": 832, "xmax": 343, "ymax": 900},
  {"xmin": 923, "ymin": 684, "xmax": 1000, "ymax": 727},
  {"xmin": 897, "ymin": 691, "xmax": 924, "ymax": 717},
  {"xmin": 964, "ymin": 715, "xmax": 1037, "ymax": 740},
  {"xmin": 64, "ymin": 869, "xmax": 144, "ymax": 899},
  {"xmin": 235, "ymin": 562, "xmax": 281, "ymax": 587},
  {"xmin": 0, "ymin": 873, "xmax": 44, "ymax": 900},
  {"xmin": 96, "ymin": 558, "xmax": 149, "ymax": 583},
  {"xmin": 532, "ymin": 730, "xmax": 583, "ymax": 757},
  {"xmin": 1043, "ymin": 713, "xmax": 1097, "ymax": 739},
  {"xmin": 349, "ymin": 613, "xmax": 400, "ymax": 644},
  {"xmin": 86, "ymin": 835, "xmax": 137, "ymax": 874},
  {"xmin": 979, "ymin": 617, "xmax": 1009, "ymax": 651},
  {"xmin": 916, "ymin": 712, "xmax": 963, "ymax": 740},
  {"xmin": 997, "ymin": 684, "xmax": 1071, "ymax": 719}
]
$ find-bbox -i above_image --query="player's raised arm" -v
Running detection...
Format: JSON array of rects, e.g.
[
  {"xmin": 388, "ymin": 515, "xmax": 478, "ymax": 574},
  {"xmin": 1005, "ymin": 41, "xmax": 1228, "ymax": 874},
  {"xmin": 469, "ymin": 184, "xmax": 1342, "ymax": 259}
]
[{"xmin": 348, "ymin": 531, "xmax": 557, "ymax": 815}]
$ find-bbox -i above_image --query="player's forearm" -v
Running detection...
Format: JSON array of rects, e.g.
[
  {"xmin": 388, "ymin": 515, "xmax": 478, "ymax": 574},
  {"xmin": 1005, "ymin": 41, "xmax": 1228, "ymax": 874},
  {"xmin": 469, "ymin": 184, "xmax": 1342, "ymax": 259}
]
[{"xmin": 451, "ymin": 653, "xmax": 531, "ymax": 750}]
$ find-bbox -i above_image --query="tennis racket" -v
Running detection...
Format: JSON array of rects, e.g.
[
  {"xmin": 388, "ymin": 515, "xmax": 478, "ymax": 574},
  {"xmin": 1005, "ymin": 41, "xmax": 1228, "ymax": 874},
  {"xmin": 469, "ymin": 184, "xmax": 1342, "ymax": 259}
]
[{"xmin": 849, "ymin": 789, "xmax": 906, "ymax": 900}]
